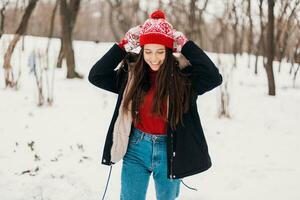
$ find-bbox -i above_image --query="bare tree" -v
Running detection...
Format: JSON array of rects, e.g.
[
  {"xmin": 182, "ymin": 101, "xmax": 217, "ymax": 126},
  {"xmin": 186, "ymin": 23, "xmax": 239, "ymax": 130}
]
[
  {"xmin": 246, "ymin": 0, "xmax": 253, "ymax": 68},
  {"xmin": 45, "ymin": 0, "xmax": 59, "ymax": 105},
  {"xmin": 188, "ymin": 0, "xmax": 197, "ymax": 41},
  {"xmin": 293, "ymin": 64, "xmax": 300, "ymax": 87},
  {"xmin": 197, "ymin": 0, "xmax": 209, "ymax": 46},
  {"xmin": 3, "ymin": 0, "xmax": 38, "ymax": 88},
  {"xmin": 290, "ymin": 34, "xmax": 300, "ymax": 74},
  {"xmin": 171, "ymin": 0, "xmax": 208, "ymax": 46},
  {"xmin": 213, "ymin": 6, "xmax": 230, "ymax": 55},
  {"xmin": 266, "ymin": 0, "xmax": 276, "ymax": 95},
  {"xmin": 254, "ymin": 0, "xmax": 266, "ymax": 75},
  {"xmin": 238, "ymin": 1, "xmax": 246, "ymax": 56},
  {"xmin": 107, "ymin": 0, "xmax": 121, "ymax": 41},
  {"xmin": 57, "ymin": 0, "xmax": 80, "ymax": 69},
  {"xmin": 231, "ymin": 0, "xmax": 240, "ymax": 67},
  {"xmin": 107, "ymin": 0, "xmax": 141, "ymax": 42},
  {"xmin": 275, "ymin": 0, "xmax": 289, "ymax": 40},
  {"xmin": 0, "ymin": 0, "xmax": 8, "ymax": 38},
  {"xmin": 57, "ymin": 0, "xmax": 82, "ymax": 79},
  {"xmin": 217, "ymin": 55, "xmax": 232, "ymax": 118},
  {"xmin": 277, "ymin": 0, "xmax": 300, "ymax": 72},
  {"xmin": 274, "ymin": 0, "xmax": 289, "ymax": 65},
  {"xmin": 47, "ymin": 0, "xmax": 59, "ymax": 45},
  {"xmin": 291, "ymin": 25, "xmax": 300, "ymax": 87},
  {"xmin": 214, "ymin": 1, "xmax": 231, "ymax": 118}
]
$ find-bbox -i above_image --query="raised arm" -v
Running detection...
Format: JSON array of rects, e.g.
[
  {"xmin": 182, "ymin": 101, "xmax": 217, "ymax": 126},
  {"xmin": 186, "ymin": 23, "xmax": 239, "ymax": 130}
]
[
  {"xmin": 181, "ymin": 41, "xmax": 223, "ymax": 95},
  {"xmin": 89, "ymin": 26, "xmax": 141, "ymax": 94},
  {"xmin": 88, "ymin": 44, "xmax": 126, "ymax": 94}
]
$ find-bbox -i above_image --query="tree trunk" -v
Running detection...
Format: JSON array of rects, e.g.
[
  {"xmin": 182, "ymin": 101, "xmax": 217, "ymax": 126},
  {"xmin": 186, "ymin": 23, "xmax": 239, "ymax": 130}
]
[
  {"xmin": 293, "ymin": 64, "xmax": 300, "ymax": 88},
  {"xmin": 232, "ymin": 0, "xmax": 239, "ymax": 67},
  {"xmin": 290, "ymin": 37, "xmax": 300, "ymax": 74},
  {"xmin": 197, "ymin": 0, "xmax": 209, "ymax": 46},
  {"xmin": 266, "ymin": 0, "xmax": 276, "ymax": 95},
  {"xmin": 45, "ymin": 0, "xmax": 59, "ymax": 105},
  {"xmin": 277, "ymin": 0, "xmax": 300, "ymax": 73},
  {"xmin": 107, "ymin": 1, "xmax": 120, "ymax": 41},
  {"xmin": 254, "ymin": 0, "xmax": 265, "ymax": 75},
  {"xmin": 274, "ymin": 0, "xmax": 289, "ymax": 62},
  {"xmin": 46, "ymin": 0, "xmax": 59, "ymax": 51},
  {"xmin": 59, "ymin": 0, "xmax": 82, "ymax": 79},
  {"xmin": 247, "ymin": 0, "xmax": 253, "ymax": 68},
  {"xmin": 56, "ymin": 39, "xmax": 64, "ymax": 68},
  {"xmin": 0, "ymin": 1, "xmax": 8, "ymax": 38},
  {"xmin": 188, "ymin": 0, "xmax": 197, "ymax": 41},
  {"xmin": 3, "ymin": 0, "xmax": 38, "ymax": 88}
]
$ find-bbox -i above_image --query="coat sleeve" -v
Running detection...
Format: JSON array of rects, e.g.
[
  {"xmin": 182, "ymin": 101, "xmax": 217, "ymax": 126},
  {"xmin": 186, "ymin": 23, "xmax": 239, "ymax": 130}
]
[
  {"xmin": 88, "ymin": 44, "xmax": 127, "ymax": 94},
  {"xmin": 181, "ymin": 41, "xmax": 223, "ymax": 95}
]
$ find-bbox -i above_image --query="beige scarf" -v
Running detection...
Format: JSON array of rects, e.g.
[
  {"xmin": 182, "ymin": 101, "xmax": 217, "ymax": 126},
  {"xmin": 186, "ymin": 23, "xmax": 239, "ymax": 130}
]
[
  {"xmin": 110, "ymin": 53, "xmax": 188, "ymax": 163},
  {"xmin": 110, "ymin": 71, "xmax": 134, "ymax": 163}
]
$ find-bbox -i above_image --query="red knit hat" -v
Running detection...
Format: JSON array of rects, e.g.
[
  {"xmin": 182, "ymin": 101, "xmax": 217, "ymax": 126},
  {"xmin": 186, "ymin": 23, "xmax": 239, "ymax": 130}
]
[{"xmin": 140, "ymin": 10, "xmax": 174, "ymax": 50}]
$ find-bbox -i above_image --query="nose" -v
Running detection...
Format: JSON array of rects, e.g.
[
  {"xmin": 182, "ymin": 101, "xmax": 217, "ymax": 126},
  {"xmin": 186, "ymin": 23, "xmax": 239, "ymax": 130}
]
[{"xmin": 150, "ymin": 54, "xmax": 158, "ymax": 63}]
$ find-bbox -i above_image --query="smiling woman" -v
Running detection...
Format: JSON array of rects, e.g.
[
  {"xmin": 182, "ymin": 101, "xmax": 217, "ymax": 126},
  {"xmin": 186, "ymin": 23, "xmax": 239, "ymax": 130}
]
[
  {"xmin": 143, "ymin": 44, "xmax": 166, "ymax": 71},
  {"xmin": 88, "ymin": 9, "xmax": 222, "ymax": 200}
]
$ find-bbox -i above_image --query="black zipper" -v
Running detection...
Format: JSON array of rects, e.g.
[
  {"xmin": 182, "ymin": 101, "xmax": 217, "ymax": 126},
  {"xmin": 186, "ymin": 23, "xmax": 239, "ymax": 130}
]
[
  {"xmin": 170, "ymin": 131, "xmax": 174, "ymax": 179},
  {"xmin": 167, "ymin": 96, "xmax": 175, "ymax": 179}
]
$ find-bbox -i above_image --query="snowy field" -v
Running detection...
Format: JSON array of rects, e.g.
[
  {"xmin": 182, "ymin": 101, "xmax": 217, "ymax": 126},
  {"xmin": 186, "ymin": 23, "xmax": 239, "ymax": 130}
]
[{"xmin": 0, "ymin": 35, "xmax": 299, "ymax": 200}]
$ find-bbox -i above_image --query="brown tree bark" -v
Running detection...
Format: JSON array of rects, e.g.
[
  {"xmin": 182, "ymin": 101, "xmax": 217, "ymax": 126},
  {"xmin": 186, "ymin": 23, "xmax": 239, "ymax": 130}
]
[
  {"xmin": 254, "ymin": 0, "xmax": 266, "ymax": 75},
  {"xmin": 47, "ymin": 0, "xmax": 59, "ymax": 64},
  {"xmin": 57, "ymin": 0, "xmax": 80, "ymax": 69},
  {"xmin": 107, "ymin": 0, "xmax": 121, "ymax": 41},
  {"xmin": 188, "ymin": 0, "xmax": 197, "ymax": 40},
  {"xmin": 239, "ymin": 8, "xmax": 246, "ymax": 56},
  {"xmin": 266, "ymin": 0, "xmax": 276, "ymax": 95},
  {"xmin": 290, "ymin": 35, "xmax": 300, "ymax": 74},
  {"xmin": 197, "ymin": 0, "xmax": 209, "ymax": 46},
  {"xmin": 231, "ymin": 0, "xmax": 239, "ymax": 67},
  {"xmin": 274, "ymin": 0, "xmax": 289, "ymax": 60},
  {"xmin": 58, "ymin": 0, "xmax": 82, "ymax": 79},
  {"xmin": 47, "ymin": 0, "xmax": 59, "ymax": 46},
  {"xmin": 3, "ymin": 0, "xmax": 38, "ymax": 88},
  {"xmin": 107, "ymin": 0, "xmax": 140, "ymax": 42},
  {"xmin": 247, "ymin": 0, "xmax": 253, "ymax": 68},
  {"xmin": 46, "ymin": 0, "xmax": 59, "ymax": 105},
  {"xmin": 0, "ymin": 1, "xmax": 8, "ymax": 38},
  {"xmin": 277, "ymin": 0, "xmax": 300, "ymax": 72}
]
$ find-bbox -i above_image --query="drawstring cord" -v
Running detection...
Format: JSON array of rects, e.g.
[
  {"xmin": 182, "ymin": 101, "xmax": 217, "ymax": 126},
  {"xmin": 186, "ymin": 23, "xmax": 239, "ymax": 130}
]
[
  {"xmin": 101, "ymin": 165, "xmax": 113, "ymax": 200},
  {"xmin": 100, "ymin": 165, "xmax": 197, "ymax": 199},
  {"xmin": 181, "ymin": 180, "xmax": 198, "ymax": 191}
]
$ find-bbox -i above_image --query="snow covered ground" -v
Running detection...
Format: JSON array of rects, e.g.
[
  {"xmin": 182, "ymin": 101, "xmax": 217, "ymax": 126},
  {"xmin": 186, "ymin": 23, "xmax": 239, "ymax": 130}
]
[{"xmin": 0, "ymin": 35, "xmax": 299, "ymax": 200}]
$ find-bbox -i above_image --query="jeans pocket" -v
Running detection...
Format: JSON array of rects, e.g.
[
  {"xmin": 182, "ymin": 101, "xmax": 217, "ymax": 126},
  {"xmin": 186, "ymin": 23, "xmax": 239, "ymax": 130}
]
[{"xmin": 129, "ymin": 135, "xmax": 142, "ymax": 144}]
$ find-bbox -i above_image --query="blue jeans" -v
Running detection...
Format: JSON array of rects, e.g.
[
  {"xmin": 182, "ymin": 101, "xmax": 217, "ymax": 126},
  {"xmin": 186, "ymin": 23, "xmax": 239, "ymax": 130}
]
[{"xmin": 120, "ymin": 128, "xmax": 180, "ymax": 200}]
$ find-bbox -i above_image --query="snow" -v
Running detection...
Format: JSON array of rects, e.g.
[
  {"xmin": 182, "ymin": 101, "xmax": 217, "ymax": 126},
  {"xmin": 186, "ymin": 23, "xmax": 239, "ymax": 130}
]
[{"xmin": 0, "ymin": 35, "xmax": 299, "ymax": 200}]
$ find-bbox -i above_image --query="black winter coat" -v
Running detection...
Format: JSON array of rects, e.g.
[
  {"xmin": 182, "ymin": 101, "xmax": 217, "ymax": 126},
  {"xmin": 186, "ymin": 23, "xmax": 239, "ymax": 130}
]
[{"xmin": 88, "ymin": 41, "xmax": 222, "ymax": 179}]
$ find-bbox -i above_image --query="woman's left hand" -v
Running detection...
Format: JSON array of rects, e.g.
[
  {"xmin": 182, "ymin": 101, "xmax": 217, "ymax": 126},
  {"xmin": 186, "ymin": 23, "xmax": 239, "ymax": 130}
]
[{"xmin": 173, "ymin": 31, "xmax": 188, "ymax": 52}]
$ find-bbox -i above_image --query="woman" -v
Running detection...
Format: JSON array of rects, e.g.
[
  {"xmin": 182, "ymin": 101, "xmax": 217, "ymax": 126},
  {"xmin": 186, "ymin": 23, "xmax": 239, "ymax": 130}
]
[{"xmin": 88, "ymin": 10, "xmax": 222, "ymax": 200}]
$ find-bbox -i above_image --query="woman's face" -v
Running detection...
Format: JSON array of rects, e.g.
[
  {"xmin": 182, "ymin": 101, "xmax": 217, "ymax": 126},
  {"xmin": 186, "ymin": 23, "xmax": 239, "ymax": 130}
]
[{"xmin": 143, "ymin": 44, "xmax": 166, "ymax": 71}]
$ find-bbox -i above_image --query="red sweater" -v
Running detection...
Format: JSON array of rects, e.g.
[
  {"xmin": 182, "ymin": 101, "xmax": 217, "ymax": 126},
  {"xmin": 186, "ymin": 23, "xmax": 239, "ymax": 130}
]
[{"xmin": 135, "ymin": 70, "xmax": 167, "ymax": 135}]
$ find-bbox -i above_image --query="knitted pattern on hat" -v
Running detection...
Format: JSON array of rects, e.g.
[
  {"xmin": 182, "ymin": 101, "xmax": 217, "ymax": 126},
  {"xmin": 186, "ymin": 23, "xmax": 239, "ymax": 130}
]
[{"xmin": 140, "ymin": 10, "xmax": 174, "ymax": 50}]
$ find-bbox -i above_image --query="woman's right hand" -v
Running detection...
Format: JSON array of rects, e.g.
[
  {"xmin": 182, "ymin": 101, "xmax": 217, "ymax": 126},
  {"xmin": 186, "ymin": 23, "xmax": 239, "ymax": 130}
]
[{"xmin": 119, "ymin": 25, "xmax": 142, "ymax": 52}]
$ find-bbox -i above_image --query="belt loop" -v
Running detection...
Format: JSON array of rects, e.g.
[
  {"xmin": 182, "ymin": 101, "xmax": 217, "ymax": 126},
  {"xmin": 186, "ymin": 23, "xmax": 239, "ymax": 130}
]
[
  {"xmin": 152, "ymin": 135, "xmax": 157, "ymax": 143},
  {"xmin": 140, "ymin": 132, "xmax": 145, "ymax": 140}
]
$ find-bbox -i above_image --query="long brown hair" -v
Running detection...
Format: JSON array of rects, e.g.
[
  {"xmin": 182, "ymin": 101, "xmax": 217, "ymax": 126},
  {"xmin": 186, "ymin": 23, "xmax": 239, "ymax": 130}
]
[{"xmin": 121, "ymin": 47, "xmax": 191, "ymax": 130}]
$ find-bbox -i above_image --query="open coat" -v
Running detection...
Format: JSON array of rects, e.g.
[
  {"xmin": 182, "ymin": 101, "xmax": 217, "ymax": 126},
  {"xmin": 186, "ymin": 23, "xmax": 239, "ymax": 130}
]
[{"xmin": 88, "ymin": 41, "xmax": 222, "ymax": 179}]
